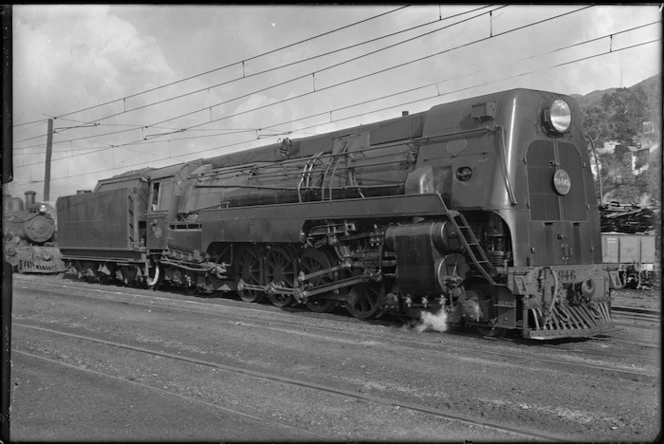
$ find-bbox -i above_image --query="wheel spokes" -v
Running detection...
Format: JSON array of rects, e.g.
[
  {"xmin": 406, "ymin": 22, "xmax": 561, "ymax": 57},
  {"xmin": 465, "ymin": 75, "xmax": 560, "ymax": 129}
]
[
  {"xmin": 346, "ymin": 283, "xmax": 384, "ymax": 320},
  {"xmin": 236, "ymin": 247, "xmax": 264, "ymax": 303},
  {"xmin": 265, "ymin": 246, "xmax": 297, "ymax": 308},
  {"xmin": 300, "ymin": 248, "xmax": 337, "ymax": 313}
]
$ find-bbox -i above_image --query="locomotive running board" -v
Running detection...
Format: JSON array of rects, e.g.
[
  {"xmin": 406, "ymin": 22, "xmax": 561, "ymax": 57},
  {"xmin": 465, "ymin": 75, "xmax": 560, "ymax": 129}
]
[{"xmin": 197, "ymin": 193, "xmax": 471, "ymax": 245}]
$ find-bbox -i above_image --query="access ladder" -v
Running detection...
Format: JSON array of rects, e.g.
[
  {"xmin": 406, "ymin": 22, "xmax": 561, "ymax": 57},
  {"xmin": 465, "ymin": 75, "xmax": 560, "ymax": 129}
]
[{"xmin": 435, "ymin": 193, "xmax": 497, "ymax": 285}]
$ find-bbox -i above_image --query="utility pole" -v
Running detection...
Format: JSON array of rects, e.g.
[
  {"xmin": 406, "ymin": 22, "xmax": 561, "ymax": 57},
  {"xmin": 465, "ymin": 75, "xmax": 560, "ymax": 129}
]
[{"xmin": 44, "ymin": 118, "xmax": 53, "ymax": 201}]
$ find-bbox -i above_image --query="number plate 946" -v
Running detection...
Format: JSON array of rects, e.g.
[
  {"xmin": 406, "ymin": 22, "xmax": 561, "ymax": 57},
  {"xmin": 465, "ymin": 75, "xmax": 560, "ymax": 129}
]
[{"xmin": 557, "ymin": 269, "xmax": 577, "ymax": 282}]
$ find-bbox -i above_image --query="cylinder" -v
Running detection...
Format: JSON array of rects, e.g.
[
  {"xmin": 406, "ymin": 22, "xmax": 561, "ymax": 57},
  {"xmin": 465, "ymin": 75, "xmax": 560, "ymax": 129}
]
[{"xmin": 431, "ymin": 221, "xmax": 463, "ymax": 253}]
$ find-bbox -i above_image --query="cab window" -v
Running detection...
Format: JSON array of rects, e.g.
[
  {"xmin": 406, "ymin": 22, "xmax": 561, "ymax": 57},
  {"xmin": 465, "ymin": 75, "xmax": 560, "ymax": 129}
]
[
  {"xmin": 150, "ymin": 179, "xmax": 174, "ymax": 212},
  {"xmin": 151, "ymin": 182, "xmax": 160, "ymax": 211}
]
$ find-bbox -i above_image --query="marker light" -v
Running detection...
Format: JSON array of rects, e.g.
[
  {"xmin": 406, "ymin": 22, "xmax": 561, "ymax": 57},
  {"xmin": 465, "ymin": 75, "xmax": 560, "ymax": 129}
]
[
  {"xmin": 544, "ymin": 99, "xmax": 571, "ymax": 134},
  {"xmin": 39, "ymin": 204, "xmax": 48, "ymax": 213}
]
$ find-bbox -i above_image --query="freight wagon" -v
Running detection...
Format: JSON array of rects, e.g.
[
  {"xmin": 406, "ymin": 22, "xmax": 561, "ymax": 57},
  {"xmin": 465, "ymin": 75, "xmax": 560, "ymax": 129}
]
[{"xmin": 602, "ymin": 232, "xmax": 658, "ymax": 289}]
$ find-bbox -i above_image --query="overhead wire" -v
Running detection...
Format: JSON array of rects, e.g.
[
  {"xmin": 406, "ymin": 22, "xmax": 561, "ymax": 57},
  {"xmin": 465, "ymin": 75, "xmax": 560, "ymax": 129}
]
[
  {"xmin": 51, "ymin": 5, "xmax": 497, "ymax": 136},
  {"xmin": 13, "ymin": 5, "xmax": 495, "ymax": 146},
  {"xmin": 12, "ymin": 5, "xmax": 509, "ymax": 158},
  {"xmin": 13, "ymin": 8, "xmax": 654, "ymax": 170},
  {"xmin": 12, "ymin": 5, "xmax": 411, "ymax": 130},
  {"xmin": 47, "ymin": 4, "xmax": 580, "ymax": 152},
  {"xmin": 12, "ymin": 36, "xmax": 658, "ymax": 186},
  {"xmin": 11, "ymin": 7, "xmax": 659, "ymax": 180}
]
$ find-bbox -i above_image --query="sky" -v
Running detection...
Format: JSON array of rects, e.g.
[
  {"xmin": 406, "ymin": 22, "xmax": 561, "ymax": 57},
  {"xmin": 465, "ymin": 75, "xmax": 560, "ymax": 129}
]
[{"xmin": 6, "ymin": 4, "xmax": 662, "ymax": 203}]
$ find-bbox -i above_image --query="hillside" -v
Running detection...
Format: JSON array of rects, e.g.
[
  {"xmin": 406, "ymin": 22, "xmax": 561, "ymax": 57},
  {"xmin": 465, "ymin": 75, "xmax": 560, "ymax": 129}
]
[
  {"xmin": 571, "ymin": 73, "xmax": 661, "ymax": 108},
  {"xmin": 576, "ymin": 72, "xmax": 661, "ymax": 206}
]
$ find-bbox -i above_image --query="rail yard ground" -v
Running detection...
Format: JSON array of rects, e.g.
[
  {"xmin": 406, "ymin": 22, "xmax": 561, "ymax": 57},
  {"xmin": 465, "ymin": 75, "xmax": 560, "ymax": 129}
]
[{"xmin": 6, "ymin": 273, "xmax": 661, "ymax": 442}]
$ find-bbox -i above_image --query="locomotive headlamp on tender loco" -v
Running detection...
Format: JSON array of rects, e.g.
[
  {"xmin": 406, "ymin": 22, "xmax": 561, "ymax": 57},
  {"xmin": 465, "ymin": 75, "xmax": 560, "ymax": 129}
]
[
  {"xmin": 38, "ymin": 204, "xmax": 48, "ymax": 213},
  {"xmin": 542, "ymin": 98, "xmax": 571, "ymax": 134}
]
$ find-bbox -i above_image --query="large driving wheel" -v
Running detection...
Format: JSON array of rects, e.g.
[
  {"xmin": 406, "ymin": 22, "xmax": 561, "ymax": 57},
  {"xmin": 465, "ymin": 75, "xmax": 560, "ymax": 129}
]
[
  {"xmin": 234, "ymin": 246, "xmax": 264, "ymax": 303},
  {"xmin": 299, "ymin": 247, "xmax": 337, "ymax": 313},
  {"xmin": 265, "ymin": 245, "xmax": 297, "ymax": 308},
  {"xmin": 346, "ymin": 282, "xmax": 384, "ymax": 320}
]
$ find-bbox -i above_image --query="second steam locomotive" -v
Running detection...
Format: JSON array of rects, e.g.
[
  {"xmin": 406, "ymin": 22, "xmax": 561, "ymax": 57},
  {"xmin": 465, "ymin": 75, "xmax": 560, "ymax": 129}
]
[
  {"xmin": 3, "ymin": 191, "xmax": 65, "ymax": 273},
  {"xmin": 55, "ymin": 88, "xmax": 613, "ymax": 339}
]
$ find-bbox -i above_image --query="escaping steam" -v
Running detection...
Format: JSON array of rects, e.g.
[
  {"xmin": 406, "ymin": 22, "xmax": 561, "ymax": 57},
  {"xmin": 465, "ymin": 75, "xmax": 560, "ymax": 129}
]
[{"xmin": 415, "ymin": 309, "xmax": 448, "ymax": 333}]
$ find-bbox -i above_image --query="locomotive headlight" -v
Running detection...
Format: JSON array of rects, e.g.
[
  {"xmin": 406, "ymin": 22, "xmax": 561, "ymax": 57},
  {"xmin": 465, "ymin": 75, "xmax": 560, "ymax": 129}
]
[
  {"xmin": 38, "ymin": 204, "xmax": 47, "ymax": 213},
  {"xmin": 543, "ymin": 99, "xmax": 571, "ymax": 134}
]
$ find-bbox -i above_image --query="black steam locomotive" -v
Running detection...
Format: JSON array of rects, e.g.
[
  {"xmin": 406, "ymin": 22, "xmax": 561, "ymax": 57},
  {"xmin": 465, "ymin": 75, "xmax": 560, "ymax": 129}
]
[
  {"xmin": 3, "ymin": 191, "xmax": 65, "ymax": 273},
  {"xmin": 56, "ymin": 88, "xmax": 613, "ymax": 339}
]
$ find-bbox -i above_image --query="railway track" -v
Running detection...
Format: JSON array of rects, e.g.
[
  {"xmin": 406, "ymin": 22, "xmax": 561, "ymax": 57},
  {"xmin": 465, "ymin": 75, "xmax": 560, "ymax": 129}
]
[
  {"xmin": 14, "ymin": 277, "xmax": 659, "ymax": 380},
  {"xmin": 530, "ymin": 339, "xmax": 659, "ymax": 364},
  {"xmin": 13, "ymin": 321, "xmax": 568, "ymax": 442},
  {"xmin": 612, "ymin": 306, "xmax": 661, "ymax": 323},
  {"xmin": 13, "ymin": 348, "xmax": 326, "ymax": 440}
]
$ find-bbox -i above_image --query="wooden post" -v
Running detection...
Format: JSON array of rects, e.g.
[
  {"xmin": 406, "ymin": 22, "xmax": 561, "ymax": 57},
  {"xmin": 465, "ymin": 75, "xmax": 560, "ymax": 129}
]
[{"xmin": 44, "ymin": 118, "xmax": 53, "ymax": 201}]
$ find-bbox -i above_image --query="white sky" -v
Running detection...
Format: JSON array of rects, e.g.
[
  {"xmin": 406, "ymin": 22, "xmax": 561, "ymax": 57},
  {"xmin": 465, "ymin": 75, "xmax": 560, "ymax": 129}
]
[{"xmin": 7, "ymin": 4, "xmax": 662, "ymax": 202}]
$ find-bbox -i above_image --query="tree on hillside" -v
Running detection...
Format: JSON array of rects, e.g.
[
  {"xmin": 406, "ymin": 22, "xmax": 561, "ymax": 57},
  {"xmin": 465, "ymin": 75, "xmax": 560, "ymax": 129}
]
[
  {"xmin": 600, "ymin": 86, "xmax": 649, "ymax": 147},
  {"xmin": 645, "ymin": 150, "xmax": 662, "ymax": 203},
  {"xmin": 581, "ymin": 78, "xmax": 659, "ymax": 205},
  {"xmin": 583, "ymin": 105, "xmax": 611, "ymax": 147},
  {"xmin": 596, "ymin": 150, "xmax": 652, "ymax": 203}
]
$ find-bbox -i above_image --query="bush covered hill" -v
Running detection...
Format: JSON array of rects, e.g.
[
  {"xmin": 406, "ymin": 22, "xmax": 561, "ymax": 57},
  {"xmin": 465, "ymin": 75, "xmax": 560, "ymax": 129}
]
[{"xmin": 572, "ymin": 73, "xmax": 661, "ymax": 209}]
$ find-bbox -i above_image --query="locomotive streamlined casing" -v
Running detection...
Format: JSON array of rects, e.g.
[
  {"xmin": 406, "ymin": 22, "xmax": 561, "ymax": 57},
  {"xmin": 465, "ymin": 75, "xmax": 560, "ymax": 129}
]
[
  {"xmin": 56, "ymin": 87, "xmax": 612, "ymax": 339},
  {"xmin": 417, "ymin": 89, "xmax": 602, "ymax": 263},
  {"xmin": 191, "ymin": 88, "xmax": 603, "ymax": 261}
]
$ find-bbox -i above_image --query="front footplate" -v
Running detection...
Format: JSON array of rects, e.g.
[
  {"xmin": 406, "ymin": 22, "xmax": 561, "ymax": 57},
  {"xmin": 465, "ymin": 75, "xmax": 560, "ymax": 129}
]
[
  {"xmin": 509, "ymin": 264, "xmax": 613, "ymax": 340},
  {"xmin": 524, "ymin": 300, "xmax": 612, "ymax": 339}
]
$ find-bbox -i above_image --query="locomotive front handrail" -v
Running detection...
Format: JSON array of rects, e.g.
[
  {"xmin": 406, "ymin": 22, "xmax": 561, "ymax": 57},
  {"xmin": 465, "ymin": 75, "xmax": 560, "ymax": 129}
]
[
  {"xmin": 493, "ymin": 125, "xmax": 518, "ymax": 206},
  {"xmin": 421, "ymin": 126, "xmax": 492, "ymax": 142}
]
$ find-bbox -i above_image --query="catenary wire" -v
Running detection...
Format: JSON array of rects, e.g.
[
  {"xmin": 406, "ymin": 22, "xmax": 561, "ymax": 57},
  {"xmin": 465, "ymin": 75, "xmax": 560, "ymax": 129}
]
[
  {"xmin": 12, "ymin": 19, "xmax": 656, "ymax": 169},
  {"xmin": 16, "ymin": 4, "xmax": 600, "ymax": 156},
  {"xmin": 13, "ymin": 5, "xmax": 496, "ymax": 145},
  {"xmin": 12, "ymin": 5, "xmax": 411, "ymax": 129},
  {"xmin": 64, "ymin": 5, "xmax": 586, "ymax": 146},
  {"xmin": 11, "ymin": 37, "xmax": 658, "ymax": 186},
  {"xmin": 50, "ymin": 5, "xmax": 497, "ymax": 135}
]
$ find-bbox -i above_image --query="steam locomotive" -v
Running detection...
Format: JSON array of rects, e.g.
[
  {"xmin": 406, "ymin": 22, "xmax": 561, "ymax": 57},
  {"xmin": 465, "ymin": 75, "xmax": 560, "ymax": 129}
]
[
  {"xmin": 3, "ymin": 191, "xmax": 65, "ymax": 273},
  {"xmin": 55, "ymin": 88, "xmax": 613, "ymax": 339}
]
